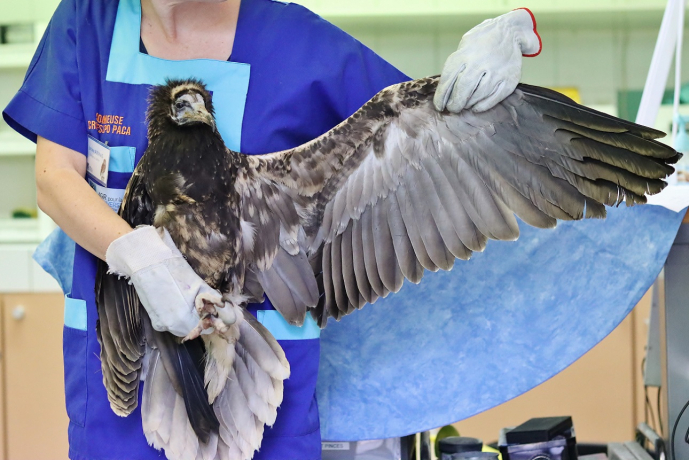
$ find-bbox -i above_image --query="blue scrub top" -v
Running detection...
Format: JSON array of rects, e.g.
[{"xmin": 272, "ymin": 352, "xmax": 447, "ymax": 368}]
[{"xmin": 3, "ymin": 0, "xmax": 408, "ymax": 459}]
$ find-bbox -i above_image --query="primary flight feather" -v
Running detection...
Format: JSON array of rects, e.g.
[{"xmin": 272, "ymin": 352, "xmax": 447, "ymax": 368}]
[{"xmin": 95, "ymin": 77, "xmax": 679, "ymax": 460}]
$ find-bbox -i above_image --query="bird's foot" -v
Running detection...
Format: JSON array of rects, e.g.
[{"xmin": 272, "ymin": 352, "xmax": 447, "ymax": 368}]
[{"xmin": 183, "ymin": 293, "xmax": 236, "ymax": 341}]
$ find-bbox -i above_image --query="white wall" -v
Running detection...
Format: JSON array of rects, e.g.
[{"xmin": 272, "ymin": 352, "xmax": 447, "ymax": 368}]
[
  {"xmin": 337, "ymin": 19, "xmax": 689, "ymax": 107},
  {"xmin": 0, "ymin": 68, "xmax": 38, "ymax": 220},
  {"xmin": 1, "ymin": 13, "xmax": 687, "ymax": 120}
]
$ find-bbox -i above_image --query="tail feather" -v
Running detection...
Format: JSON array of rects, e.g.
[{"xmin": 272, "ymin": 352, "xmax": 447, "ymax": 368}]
[
  {"xmin": 237, "ymin": 342, "xmax": 283, "ymax": 409},
  {"xmin": 141, "ymin": 349, "xmax": 174, "ymax": 438},
  {"xmin": 195, "ymin": 432, "xmax": 219, "ymax": 460},
  {"xmin": 153, "ymin": 330, "xmax": 219, "ymax": 443},
  {"xmin": 168, "ymin": 395, "xmax": 200, "ymax": 460},
  {"xmin": 234, "ymin": 351, "xmax": 274, "ymax": 424},
  {"xmin": 239, "ymin": 312, "xmax": 290, "ymax": 380},
  {"xmin": 203, "ymin": 328, "xmax": 238, "ymax": 404},
  {"xmin": 142, "ymin": 307, "xmax": 288, "ymax": 460}
]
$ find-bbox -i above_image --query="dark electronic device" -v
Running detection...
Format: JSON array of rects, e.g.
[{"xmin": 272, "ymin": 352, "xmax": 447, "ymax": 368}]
[
  {"xmin": 438, "ymin": 437, "xmax": 483, "ymax": 460},
  {"xmin": 499, "ymin": 416, "xmax": 578, "ymax": 460},
  {"xmin": 321, "ymin": 435, "xmax": 416, "ymax": 460},
  {"xmin": 453, "ymin": 453, "xmax": 499, "ymax": 460}
]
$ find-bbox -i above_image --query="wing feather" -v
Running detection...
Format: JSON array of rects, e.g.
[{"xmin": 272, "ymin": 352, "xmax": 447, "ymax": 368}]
[
  {"xmin": 414, "ymin": 164, "xmax": 471, "ymax": 261},
  {"xmin": 395, "ymin": 183, "xmax": 439, "ymax": 272},
  {"xmin": 372, "ymin": 194, "xmax": 404, "ymax": 293},
  {"xmin": 386, "ymin": 193, "xmax": 423, "ymax": 283},
  {"xmin": 330, "ymin": 233, "xmax": 349, "ymax": 316},
  {"xmin": 352, "ymin": 218, "xmax": 377, "ymax": 305},
  {"xmin": 95, "ymin": 265, "xmax": 143, "ymax": 416},
  {"xmin": 404, "ymin": 169, "xmax": 454, "ymax": 270},
  {"xmin": 361, "ymin": 206, "xmax": 390, "ymax": 298},
  {"xmin": 422, "ymin": 155, "xmax": 487, "ymax": 251},
  {"xmin": 438, "ymin": 151, "xmax": 519, "ymax": 240},
  {"xmin": 234, "ymin": 77, "xmax": 678, "ymax": 325},
  {"xmin": 341, "ymin": 223, "xmax": 365, "ymax": 309}
]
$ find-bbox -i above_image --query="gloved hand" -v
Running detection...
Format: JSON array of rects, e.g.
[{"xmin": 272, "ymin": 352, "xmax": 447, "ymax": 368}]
[
  {"xmin": 106, "ymin": 225, "xmax": 235, "ymax": 337},
  {"xmin": 434, "ymin": 8, "xmax": 541, "ymax": 113}
]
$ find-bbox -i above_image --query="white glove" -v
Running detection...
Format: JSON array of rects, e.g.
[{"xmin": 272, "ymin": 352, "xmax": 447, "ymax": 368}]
[
  {"xmin": 434, "ymin": 8, "xmax": 541, "ymax": 113},
  {"xmin": 106, "ymin": 225, "xmax": 234, "ymax": 337}
]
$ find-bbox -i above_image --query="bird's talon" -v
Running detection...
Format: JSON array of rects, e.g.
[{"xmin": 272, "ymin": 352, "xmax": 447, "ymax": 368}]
[
  {"xmin": 183, "ymin": 325, "xmax": 204, "ymax": 342},
  {"xmin": 195, "ymin": 292, "xmax": 223, "ymax": 316},
  {"xmin": 211, "ymin": 316, "xmax": 230, "ymax": 334}
]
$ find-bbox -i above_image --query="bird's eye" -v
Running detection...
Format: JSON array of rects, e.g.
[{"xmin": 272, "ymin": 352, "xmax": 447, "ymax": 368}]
[{"xmin": 175, "ymin": 101, "xmax": 185, "ymax": 110}]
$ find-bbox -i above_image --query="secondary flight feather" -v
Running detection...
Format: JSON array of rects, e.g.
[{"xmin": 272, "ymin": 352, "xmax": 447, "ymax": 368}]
[{"xmin": 95, "ymin": 77, "xmax": 680, "ymax": 460}]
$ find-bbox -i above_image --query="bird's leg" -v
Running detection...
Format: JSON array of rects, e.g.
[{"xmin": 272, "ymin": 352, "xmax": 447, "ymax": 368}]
[
  {"xmin": 217, "ymin": 294, "xmax": 240, "ymax": 326},
  {"xmin": 182, "ymin": 292, "xmax": 224, "ymax": 341},
  {"xmin": 183, "ymin": 292, "xmax": 242, "ymax": 341},
  {"xmin": 195, "ymin": 294, "xmax": 246, "ymax": 342}
]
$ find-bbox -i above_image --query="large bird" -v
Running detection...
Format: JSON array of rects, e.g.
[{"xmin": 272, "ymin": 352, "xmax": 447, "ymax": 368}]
[{"xmin": 96, "ymin": 77, "xmax": 679, "ymax": 460}]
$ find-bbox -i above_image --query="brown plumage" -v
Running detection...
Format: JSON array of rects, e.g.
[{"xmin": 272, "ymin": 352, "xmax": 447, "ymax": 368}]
[
  {"xmin": 96, "ymin": 77, "xmax": 679, "ymax": 460},
  {"xmin": 96, "ymin": 79, "xmax": 290, "ymax": 460}
]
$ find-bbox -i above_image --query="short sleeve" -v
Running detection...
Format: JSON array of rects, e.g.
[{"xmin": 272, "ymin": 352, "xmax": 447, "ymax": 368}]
[
  {"xmin": 304, "ymin": 11, "xmax": 410, "ymax": 121},
  {"xmin": 337, "ymin": 39, "xmax": 410, "ymax": 119},
  {"xmin": 239, "ymin": 0, "xmax": 411, "ymax": 148},
  {"xmin": 2, "ymin": 0, "xmax": 87, "ymax": 155}
]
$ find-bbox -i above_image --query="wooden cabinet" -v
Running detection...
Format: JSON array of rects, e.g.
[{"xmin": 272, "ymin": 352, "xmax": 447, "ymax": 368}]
[{"xmin": 2, "ymin": 293, "xmax": 68, "ymax": 460}]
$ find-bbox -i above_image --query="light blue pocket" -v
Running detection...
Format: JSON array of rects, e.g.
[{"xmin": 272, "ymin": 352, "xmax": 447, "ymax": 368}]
[
  {"xmin": 109, "ymin": 146, "xmax": 136, "ymax": 173},
  {"xmin": 257, "ymin": 310, "xmax": 320, "ymax": 340},
  {"xmin": 64, "ymin": 296, "xmax": 87, "ymax": 331}
]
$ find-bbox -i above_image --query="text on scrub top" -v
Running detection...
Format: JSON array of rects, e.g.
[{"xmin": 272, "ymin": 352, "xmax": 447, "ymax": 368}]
[{"xmin": 88, "ymin": 113, "xmax": 131, "ymax": 135}]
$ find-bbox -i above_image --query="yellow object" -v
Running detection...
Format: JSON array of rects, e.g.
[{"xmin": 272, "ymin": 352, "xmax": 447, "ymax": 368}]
[
  {"xmin": 433, "ymin": 425, "xmax": 461, "ymax": 457},
  {"xmin": 548, "ymin": 87, "xmax": 582, "ymax": 104},
  {"xmin": 483, "ymin": 444, "xmax": 502, "ymax": 460}
]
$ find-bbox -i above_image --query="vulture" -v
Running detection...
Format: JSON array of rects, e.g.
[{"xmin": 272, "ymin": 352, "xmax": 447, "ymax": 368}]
[{"xmin": 95, "ymin": 77, "xmax": 680, "ymax": 460}]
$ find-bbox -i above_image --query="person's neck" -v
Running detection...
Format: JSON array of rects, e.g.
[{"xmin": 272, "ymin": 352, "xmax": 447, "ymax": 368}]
[{"xmin": 140, "ymin": 0, "xmax": 241, "ymax": 60}]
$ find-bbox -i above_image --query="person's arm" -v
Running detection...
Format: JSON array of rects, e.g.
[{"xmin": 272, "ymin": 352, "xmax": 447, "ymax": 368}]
[
  {"xmin": 36, "ymin": 135, "xmax": 228, "ymax": 336},
  {"xmin": 6, "ymin": 0, "xmax": 223, "ymax": 339},
  {"xmin": 35, "ymin": 136, "xmax": 132, "ymax": 261}
]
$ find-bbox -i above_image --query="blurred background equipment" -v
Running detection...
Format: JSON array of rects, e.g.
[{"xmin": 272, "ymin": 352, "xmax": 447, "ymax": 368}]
[
  {"xmin": 672, "ymin": 114, "xmax": 689, "ymax": 181},
  {"xmin": 321, "ymin": 436, "xmax": 415, "ymax": 460},
  {"xmin": 437, "ymin": 437, "xmax": 483, "ymax": 460},
  {"xmin": 499, "ymin": 417, "xmax": 577, "ymax": 460}
]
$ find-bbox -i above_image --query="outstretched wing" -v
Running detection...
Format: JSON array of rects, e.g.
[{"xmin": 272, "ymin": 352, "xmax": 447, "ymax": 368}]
[{"xmin": 236, "ymin": 77, "xmax": 679, "ymax": 326}]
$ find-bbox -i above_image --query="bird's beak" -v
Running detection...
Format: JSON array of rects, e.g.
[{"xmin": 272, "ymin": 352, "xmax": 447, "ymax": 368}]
[{"xmin": 182, "ymin": 101, "xmax": 216, "ymax": 129}]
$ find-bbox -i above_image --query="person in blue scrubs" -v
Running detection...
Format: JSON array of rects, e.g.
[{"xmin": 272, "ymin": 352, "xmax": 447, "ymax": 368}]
[{"xmin": 2, "ymin": 0, "xmax": 540, "ymax": 459}]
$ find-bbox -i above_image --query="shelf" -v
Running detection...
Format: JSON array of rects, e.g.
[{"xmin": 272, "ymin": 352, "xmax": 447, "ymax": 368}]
[
  {"xmin": 292, "ymin": 0, "xmax": 680, "ymax": 31},
  {"xmin": 0, "ymin": 43, "xmax": 37, "ymax": 69},
  {"xmin": 0, "ymin": 212, "xmax": 55, "ymax": 244},
  {"xmin": 295, "ymin": 0, "xmax": 678, "ymax": 17},
  {"xmin": 0, "ymin": 131, "xmax": 35, "ymax": 156},
  {"xmin": 0, "ymin": 219, "xmax": 42, "ymax": 244}
]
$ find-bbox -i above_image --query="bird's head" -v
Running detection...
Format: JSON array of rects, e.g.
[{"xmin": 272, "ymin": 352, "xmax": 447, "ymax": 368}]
[{"xmin": 147, "ymin": 79, "xmax": 217, "ymax": 137}]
